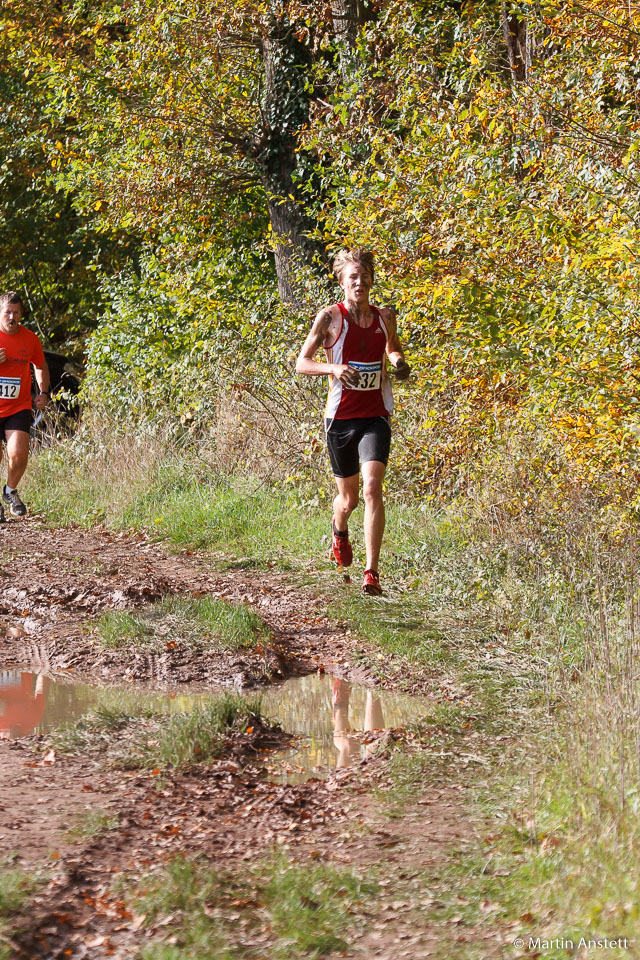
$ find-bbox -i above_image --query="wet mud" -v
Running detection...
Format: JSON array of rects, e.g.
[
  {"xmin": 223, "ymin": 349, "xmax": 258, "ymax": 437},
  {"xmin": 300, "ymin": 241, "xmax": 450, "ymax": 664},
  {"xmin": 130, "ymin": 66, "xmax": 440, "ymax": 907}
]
[
  {"xmin": 0, "ymin": 518, "xmax": 406, "ymax": 690},
  {"xmin": 6, "ymin": 733, "xmax": 473, "ymax": 960},
  {"xmin": 0, "ymin": 519, "xmax": 479, "ymax": 959}
]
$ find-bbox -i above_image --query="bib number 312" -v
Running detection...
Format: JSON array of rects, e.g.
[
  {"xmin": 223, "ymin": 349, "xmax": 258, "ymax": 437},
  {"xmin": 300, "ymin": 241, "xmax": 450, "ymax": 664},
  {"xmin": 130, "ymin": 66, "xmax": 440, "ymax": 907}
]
[
  {"xmin": 348, "ymin": 361, "xmax": 381, "ymax": 391},
  {"xmin": 0, "ymin": 377, "xmax": 20, "ymax": 400}
]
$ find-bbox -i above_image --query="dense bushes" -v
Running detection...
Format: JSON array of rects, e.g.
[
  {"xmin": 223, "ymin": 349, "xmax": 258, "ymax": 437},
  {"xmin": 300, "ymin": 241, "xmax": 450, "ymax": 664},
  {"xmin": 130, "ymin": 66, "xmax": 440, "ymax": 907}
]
[{"xmin": 5, "ymin": 0, "xmax": 640, "ymax": 514}]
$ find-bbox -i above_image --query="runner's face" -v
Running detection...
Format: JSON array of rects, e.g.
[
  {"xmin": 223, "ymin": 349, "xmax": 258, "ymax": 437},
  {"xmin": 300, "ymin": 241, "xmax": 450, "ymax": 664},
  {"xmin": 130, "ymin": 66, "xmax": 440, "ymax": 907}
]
[
  {"xmin": 339, "ymin": 265, "xmax": 372, "ymax": 304},
  {"xmin": 0, "ymin": 302, "xmax": 22, "ymax": 335}
]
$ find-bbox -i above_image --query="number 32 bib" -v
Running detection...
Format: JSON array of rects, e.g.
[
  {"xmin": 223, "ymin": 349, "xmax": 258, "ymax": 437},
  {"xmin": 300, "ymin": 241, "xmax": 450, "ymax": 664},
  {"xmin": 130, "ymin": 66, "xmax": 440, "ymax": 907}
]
[
  {"xmin": 347, "ymin": 361, "xmax": 381, "ymax": 391},
  {"xmin": 324, "ymin": 303, "xmax": 394, "ymax": 421}
]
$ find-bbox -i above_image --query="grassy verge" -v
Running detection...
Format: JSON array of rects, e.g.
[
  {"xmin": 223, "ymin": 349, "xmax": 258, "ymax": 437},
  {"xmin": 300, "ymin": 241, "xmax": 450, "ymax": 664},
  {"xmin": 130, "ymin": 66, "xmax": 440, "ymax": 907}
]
[
  {"xmin": 446, "ymin": 670, "xmax": 640, "ymax": 958},
  {"xmin": 0, "ymin": 862, "xmax": 38, "ymax": 960},
  {"xmin": 96, "ymin": 595, "xmax": 268, "ymax": 652},
  {"xmin": 45, "ymin": 693, "xmax": 264, "ymax": 772},
  {"xmin": 125, "ymin": 850, "xmax": 377, "ymax": 960},
  {"xmin": 25, "ymin": 438, "xmax": 327, "ymax": 565}
]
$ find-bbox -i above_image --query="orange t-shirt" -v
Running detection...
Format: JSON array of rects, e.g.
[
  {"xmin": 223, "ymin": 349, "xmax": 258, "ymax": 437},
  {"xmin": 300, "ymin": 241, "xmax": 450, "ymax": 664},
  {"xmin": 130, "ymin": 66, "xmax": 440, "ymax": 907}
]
[{"xmin": 0, "ymin": 324, "xmax": 45, "ymax": 417}]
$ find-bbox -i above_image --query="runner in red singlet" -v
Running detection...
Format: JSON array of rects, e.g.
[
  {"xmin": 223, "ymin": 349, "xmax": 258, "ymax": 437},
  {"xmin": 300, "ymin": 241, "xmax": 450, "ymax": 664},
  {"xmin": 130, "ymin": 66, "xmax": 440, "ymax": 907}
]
[
  {"xmin": 0, "ymin": 292, "xmax": 50, "ymax": 521},
  {"xmin": 296, "ymin": 249, "xmax": 410, "ymax": 595}
]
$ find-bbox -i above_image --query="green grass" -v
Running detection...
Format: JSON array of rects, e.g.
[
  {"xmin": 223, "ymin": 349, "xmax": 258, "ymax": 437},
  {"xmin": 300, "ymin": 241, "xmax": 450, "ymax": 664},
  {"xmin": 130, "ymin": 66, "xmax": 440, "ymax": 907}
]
[
  {"xmin": 0, "ymin": 861, "xmax": 38, "ymax": 960},
  {"xmin": 45, "ymin": 693, "xmax": 264, "ymax": 772},
  {"xmin": 130, "ymin": 850, "xmax": 377, "ymax": 960},
  {"xmin": 66, "ymin": 809, "xmax": 120, "ymax": 842},
  {"xmin": 25, "ymin": 444, "xmax": 328, "ymax": 564},
  {"xmin": 464, "ymin": 705, "xmax": 640, "ymax": 957},
  {"xmin": 335, "ymin": 592, "xmax": 454, "ymax": 669},
  {"xmin": 139, "ymin": 694, "xmax": 263, "ymax": 771},
  {"xmin": 258, "ymin": 852, "xmax": 377, "ymax": 958},
  {"xmin": 96, "ymin": 595, "xmax": 268, "ymax": 652},
  {"xmin": 374, "ymin": 743, "xmax": 461, "ymax": 819}
]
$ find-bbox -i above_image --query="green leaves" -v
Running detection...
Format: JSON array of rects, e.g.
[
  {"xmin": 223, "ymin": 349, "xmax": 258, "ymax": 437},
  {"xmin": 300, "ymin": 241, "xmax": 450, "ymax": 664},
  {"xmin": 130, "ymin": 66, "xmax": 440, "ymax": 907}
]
[
  {"xmin": 300, "ymin": 0, "xmax": 640, "ymax": 486},
  {"xmin": 7, "ymin": 0, "xmax": 640, "ymax": 495}
]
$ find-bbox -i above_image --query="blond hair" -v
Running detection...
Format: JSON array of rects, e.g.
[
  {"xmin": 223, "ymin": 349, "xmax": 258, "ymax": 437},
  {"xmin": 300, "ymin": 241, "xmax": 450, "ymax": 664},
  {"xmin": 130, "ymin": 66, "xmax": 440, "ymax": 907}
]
[{"xmin": 333, "ymin": 249, "xmax": 374, "ymax": 284}]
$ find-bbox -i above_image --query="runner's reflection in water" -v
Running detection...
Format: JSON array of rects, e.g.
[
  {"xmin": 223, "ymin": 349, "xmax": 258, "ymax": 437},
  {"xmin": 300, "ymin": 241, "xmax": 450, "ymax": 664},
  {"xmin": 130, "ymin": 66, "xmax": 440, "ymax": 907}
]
[
  {"xmin": 0, "ymin": 671, "xmax": 49, "ymax": 738},
  {"xmin": 332, "ymin": 677, "xmax": 385, "ymax": 769}
]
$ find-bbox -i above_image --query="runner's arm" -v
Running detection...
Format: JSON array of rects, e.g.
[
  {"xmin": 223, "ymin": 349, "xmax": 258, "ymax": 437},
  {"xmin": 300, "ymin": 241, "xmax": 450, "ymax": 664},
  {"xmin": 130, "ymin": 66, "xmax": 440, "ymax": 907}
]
[
  {"xmin": 382, "ymin": 307, "xmax": 410, "ymax": 380},
  {"xmin": 296, "ymin": 310, "xmax": 360, "ymax": 386},
  {"xmin": 33, "ymin": 359, "xmax": 50, "ymax": 411}
]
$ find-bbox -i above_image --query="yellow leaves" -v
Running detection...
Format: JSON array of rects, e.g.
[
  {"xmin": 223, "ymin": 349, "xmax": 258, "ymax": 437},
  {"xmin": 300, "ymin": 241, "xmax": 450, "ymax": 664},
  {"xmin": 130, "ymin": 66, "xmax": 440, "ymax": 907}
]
[{"xmin": 431, "ymin": 284, "xmax": 455, "ymax": 307}]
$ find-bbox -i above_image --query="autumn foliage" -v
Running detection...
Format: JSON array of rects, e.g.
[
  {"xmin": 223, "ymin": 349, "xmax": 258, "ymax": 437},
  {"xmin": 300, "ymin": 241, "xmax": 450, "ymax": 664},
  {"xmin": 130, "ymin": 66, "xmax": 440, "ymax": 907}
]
[{"xmin": 3, "ymin": 0, "xmax": 640, "ymax": 507}]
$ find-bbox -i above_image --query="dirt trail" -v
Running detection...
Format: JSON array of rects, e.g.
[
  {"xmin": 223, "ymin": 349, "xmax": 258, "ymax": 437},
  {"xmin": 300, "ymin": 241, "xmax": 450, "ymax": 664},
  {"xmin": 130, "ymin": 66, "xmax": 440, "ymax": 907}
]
[
  {"xmin": 0, "ymin": 520, "xmax": 487, "ymax": 960},
  {"xmin": 7, "ymin": 744, "xmax": 477, "ymax": 959},
  {"xmin": 0, "ymin": 517, "xmax": 408, "ymax": 689}
]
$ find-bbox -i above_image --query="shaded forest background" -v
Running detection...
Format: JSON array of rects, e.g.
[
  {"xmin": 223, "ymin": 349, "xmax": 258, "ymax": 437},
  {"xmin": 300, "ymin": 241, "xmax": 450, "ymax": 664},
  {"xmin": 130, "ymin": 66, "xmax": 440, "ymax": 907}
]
[{"xmin": 3, "ymin": 0, "xmax": 640, "ymax": 517}]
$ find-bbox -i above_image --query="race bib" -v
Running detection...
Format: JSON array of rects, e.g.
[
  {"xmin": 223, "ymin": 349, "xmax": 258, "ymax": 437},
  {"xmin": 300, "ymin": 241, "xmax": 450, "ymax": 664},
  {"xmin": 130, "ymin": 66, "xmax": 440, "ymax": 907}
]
[
  {"xmin": 0, "ymin": 377, "xmax": 20, "ymax": 400},
  {"xmin": 347, "ymin": 361, "xmax": 382, "ymax": 391}
]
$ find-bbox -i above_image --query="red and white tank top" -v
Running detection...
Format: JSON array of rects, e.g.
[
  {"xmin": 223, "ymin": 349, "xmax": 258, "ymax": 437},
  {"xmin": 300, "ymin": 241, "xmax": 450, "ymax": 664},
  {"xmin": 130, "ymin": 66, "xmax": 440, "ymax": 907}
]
[{"xmin": 324, "ymin": 302, "xmax": 393, "ymax": 421}]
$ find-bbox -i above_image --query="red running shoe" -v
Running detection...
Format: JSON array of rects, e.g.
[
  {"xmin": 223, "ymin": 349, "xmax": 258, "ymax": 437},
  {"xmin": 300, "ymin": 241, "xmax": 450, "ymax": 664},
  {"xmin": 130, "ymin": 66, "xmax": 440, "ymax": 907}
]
[
  {"xmin": 332, "ymin": 519, "xmax": 353, "ymax": 568},
  {"xmin": 362, "ymin": 569, "xmax": 382, "ymax": 596}
]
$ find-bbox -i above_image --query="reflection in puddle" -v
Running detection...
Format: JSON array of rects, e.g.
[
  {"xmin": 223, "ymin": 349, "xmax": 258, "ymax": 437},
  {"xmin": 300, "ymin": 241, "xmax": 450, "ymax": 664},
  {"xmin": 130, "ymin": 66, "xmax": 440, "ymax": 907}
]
[
  {"xmin": 260, "ymin": 673, "xmax": 427, "ymax": 784},
  {"xmin": 0, "ymin": 669, "xmax": 207, "ymax": 740},
  {"xmin": 333, "ymin": 678, "xmax": 384, "ymax": 769},
  {"xmin": 0, "ymin": 671, "xmax": 51, "ymax": 739},
  {"xmin": 0, "ymin": 668, "xmax": 426, "ymax": 784}
]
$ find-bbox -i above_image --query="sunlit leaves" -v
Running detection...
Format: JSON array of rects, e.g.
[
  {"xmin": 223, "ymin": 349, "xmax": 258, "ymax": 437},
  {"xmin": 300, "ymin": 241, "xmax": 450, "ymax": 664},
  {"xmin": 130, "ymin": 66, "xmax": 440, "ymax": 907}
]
[{"xmin": 303, "ymin": 0, "xmax": 640, "ymax": 491}]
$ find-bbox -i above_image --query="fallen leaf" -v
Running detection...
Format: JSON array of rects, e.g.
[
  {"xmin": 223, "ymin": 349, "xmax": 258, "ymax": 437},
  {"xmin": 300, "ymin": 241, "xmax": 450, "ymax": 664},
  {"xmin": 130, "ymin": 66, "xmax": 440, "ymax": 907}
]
[
  {"xmin": 86, "ymin": 936, "xmax": 107, "ymax": 948},
  {"xmin": 539, "ymin": 834, "xmax": 561, "ymax": 852}
]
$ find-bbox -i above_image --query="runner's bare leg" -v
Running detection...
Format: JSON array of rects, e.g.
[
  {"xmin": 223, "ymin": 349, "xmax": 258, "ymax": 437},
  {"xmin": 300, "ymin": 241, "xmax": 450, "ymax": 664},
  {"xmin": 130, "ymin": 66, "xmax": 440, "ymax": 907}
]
[
  {"xmin": 361, "ymin": 459, "xmax": 386, "ymax": 571},
  {"xmin": 333, "ymin": 474, "xmax": 359, "ymax": 533},
  {"xmin": 4, "ymin": 430, "xmax": 29, "ymax": 488}
]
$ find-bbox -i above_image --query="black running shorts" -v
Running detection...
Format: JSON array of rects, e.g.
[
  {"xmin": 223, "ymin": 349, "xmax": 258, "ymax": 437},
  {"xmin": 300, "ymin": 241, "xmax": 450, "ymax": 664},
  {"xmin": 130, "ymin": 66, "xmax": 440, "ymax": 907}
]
[
  {"xmin": 325, "ymin": 416, "xmax": 391, "ymax": 478},
  {"xmin": 0, "ymin": 409, "xmax": 33, "ymax": 442}
]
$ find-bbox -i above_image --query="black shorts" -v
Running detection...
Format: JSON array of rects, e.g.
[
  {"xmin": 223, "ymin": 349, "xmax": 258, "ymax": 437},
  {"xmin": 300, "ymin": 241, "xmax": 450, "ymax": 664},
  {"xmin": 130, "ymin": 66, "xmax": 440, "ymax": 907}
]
[
  {"xmin": 325, "ymin": 416, "xmax": 391, "ymax": 478},
  {"xmin": 0, "ymin": 409, "xmax": 33, "ymax": 442}
]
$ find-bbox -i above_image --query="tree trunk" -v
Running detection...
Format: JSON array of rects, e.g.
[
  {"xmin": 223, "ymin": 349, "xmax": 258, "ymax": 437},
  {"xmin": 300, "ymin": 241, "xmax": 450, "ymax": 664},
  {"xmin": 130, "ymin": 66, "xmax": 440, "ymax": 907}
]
[
  {"xmin": 331, "ymin": 0, "xmax": 366, "ymax": 49},
  {"xmin": 502, "ymin": 5, "xmax": 529, "ymax": 82},
  {"xmin": 265, "ymin": 194, "xmax": 309, "ymax": 307},
  {"xmin": 257, "ymin": 27, "xmax": 317, "ymax": 308}
]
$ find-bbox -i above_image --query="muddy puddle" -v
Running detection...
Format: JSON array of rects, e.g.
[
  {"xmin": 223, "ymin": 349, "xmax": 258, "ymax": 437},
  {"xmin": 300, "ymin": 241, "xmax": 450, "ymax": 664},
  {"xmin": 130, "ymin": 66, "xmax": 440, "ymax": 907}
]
[
  {"xmin": 0, "ymin": 668, "xmax": 427, "ymax": 782},
  {"xmin": 0, "ymin": 668, "xmax": 207, "ymax": 739},
  {"xmin": 261, "ymin": 674, "xmax": 428, "ymax": 783}
]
